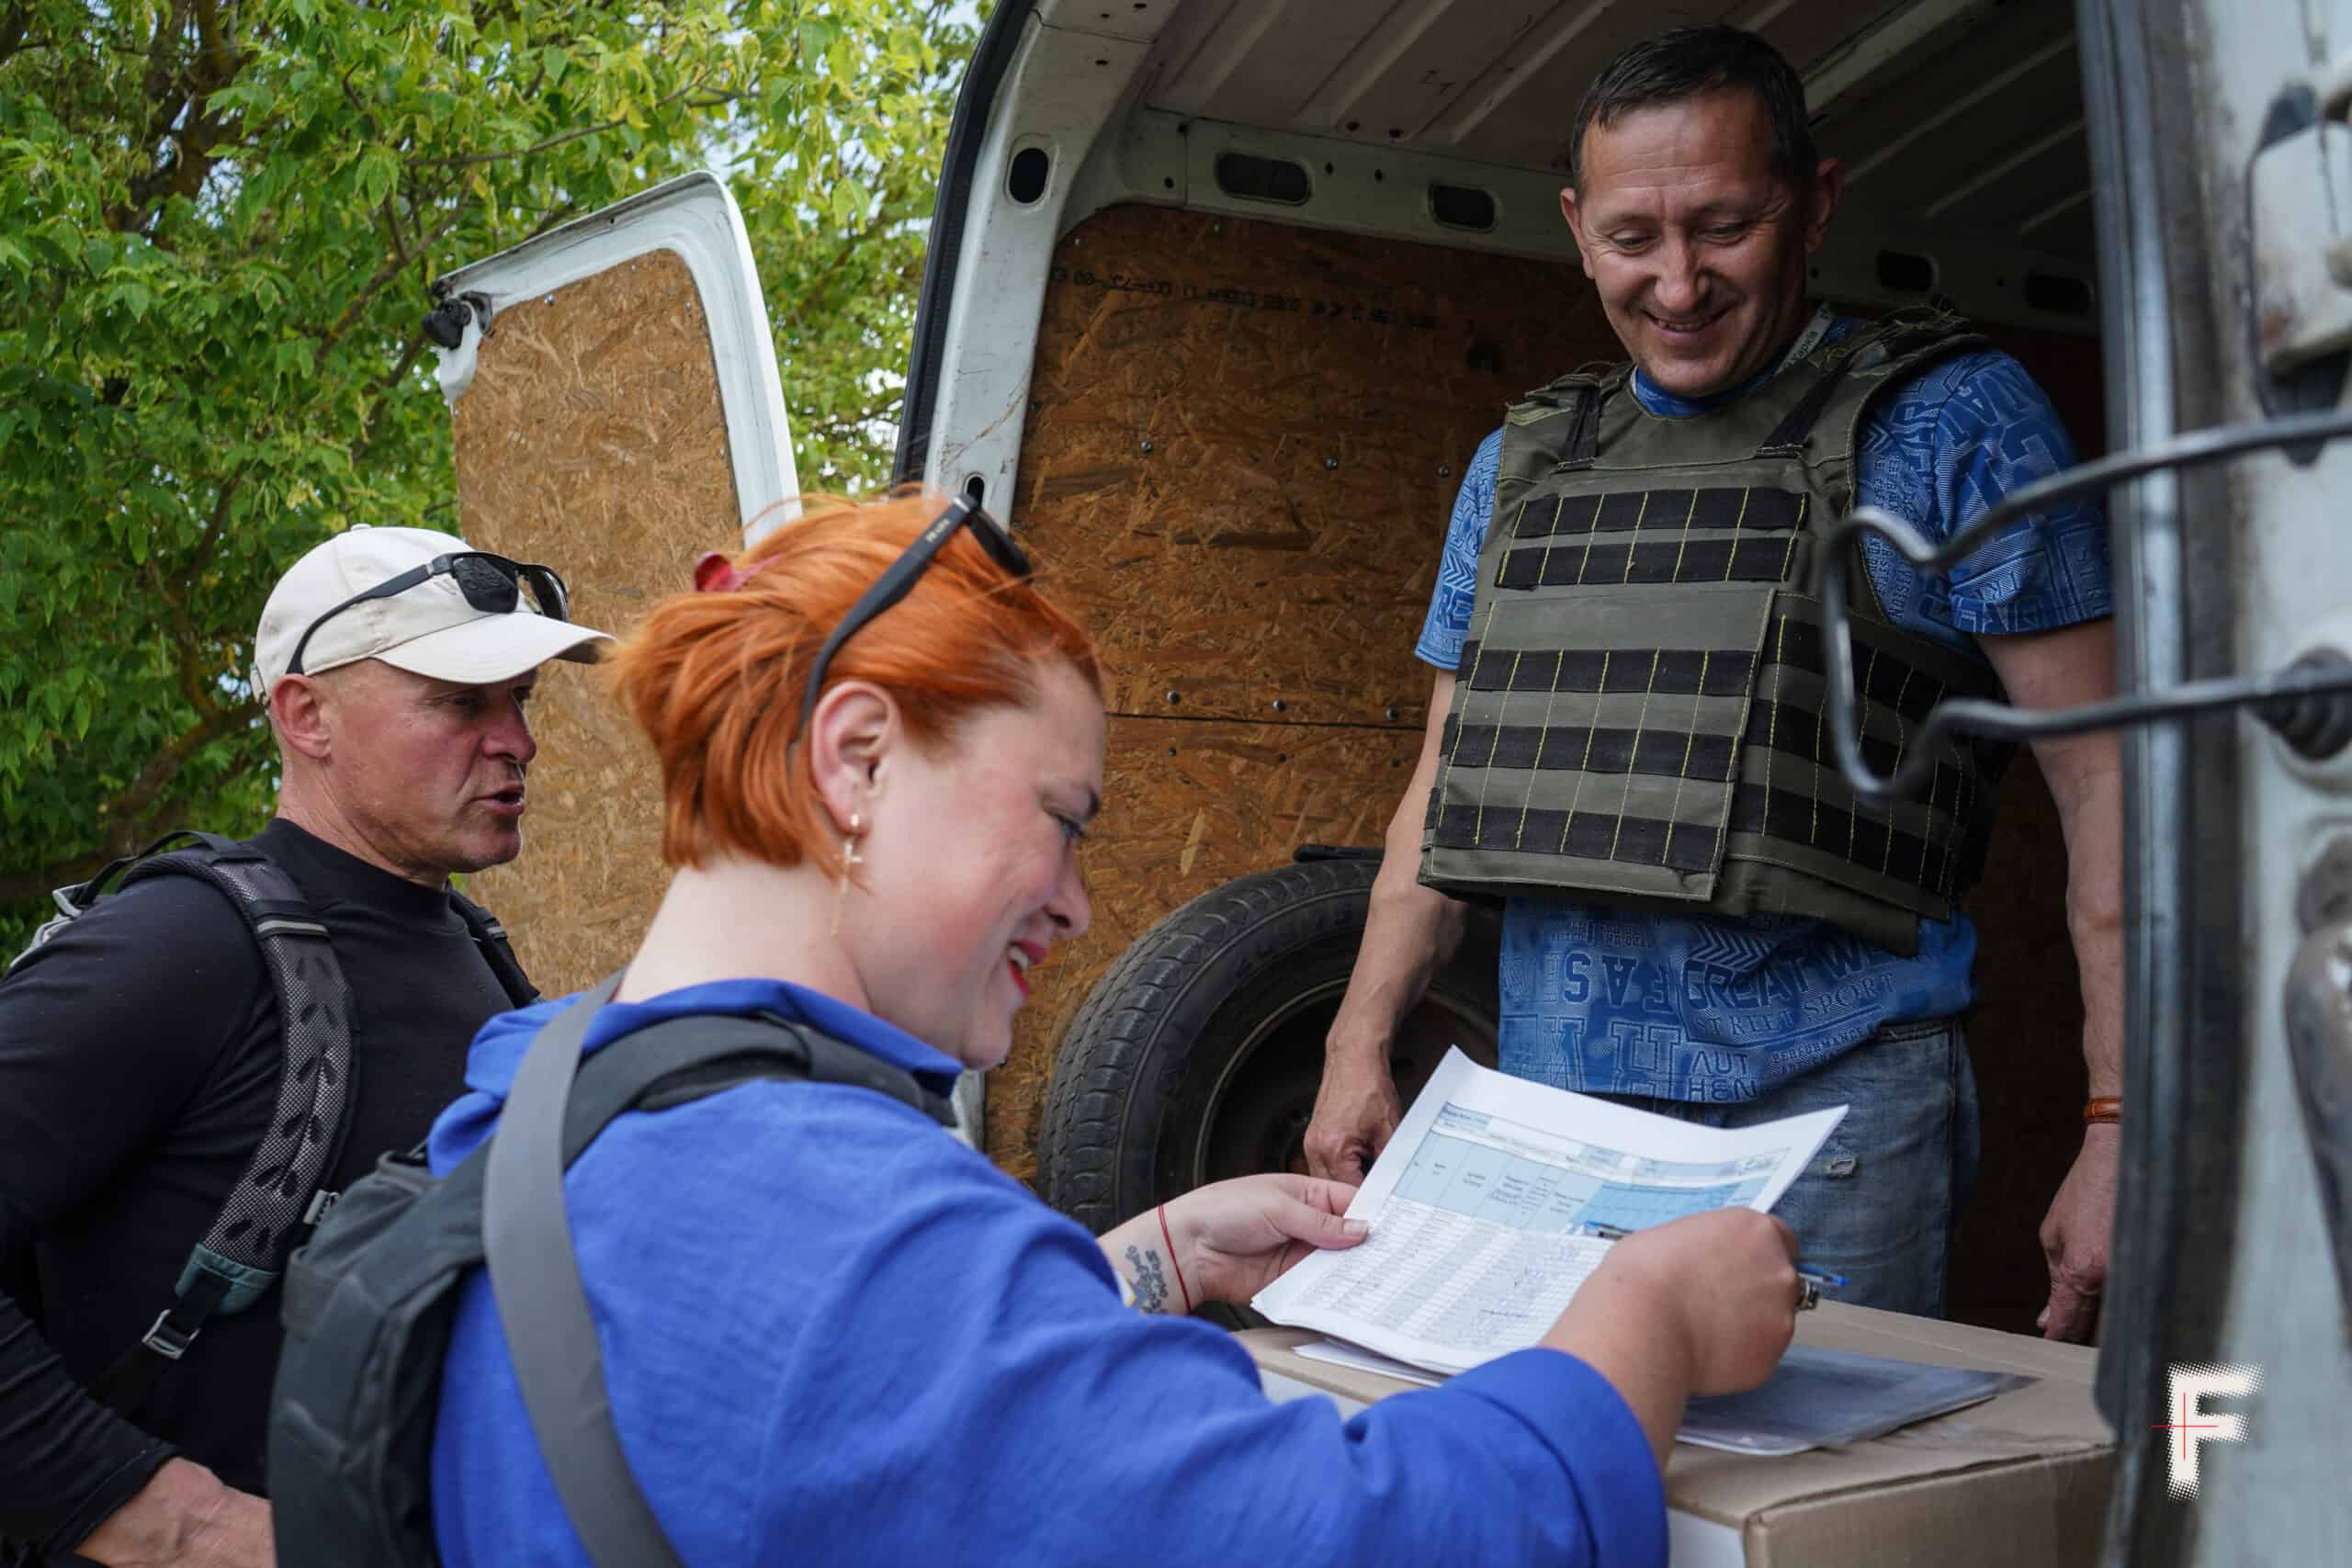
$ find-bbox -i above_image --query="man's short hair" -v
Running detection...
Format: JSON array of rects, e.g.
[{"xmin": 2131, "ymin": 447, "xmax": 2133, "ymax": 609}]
[{"xmin": 1567, "ymin": 24, "xmax": 1818, "ymax": 194}]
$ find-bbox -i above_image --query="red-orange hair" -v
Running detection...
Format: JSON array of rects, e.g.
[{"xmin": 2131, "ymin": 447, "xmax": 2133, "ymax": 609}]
[{"xmin": 611, "ymin": 491, "xmax": 1102, "ymax": 873}]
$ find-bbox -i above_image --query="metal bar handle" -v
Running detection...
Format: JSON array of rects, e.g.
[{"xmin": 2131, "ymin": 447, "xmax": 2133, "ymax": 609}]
[{"xmin": 1806, "ymin": 408, "xmax": 2352, "ymax": 805}]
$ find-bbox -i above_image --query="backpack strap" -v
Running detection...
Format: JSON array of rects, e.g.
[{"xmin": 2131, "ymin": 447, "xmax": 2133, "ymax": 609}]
[
  {"xmin": 93, "ymin": 840, "xmax": 357, "ymax": 1416},
  {"xmin": 449, "ymin": 889, "xmax": 540, "ymax": 1008},
  {"xmin": 481, "ymin": 985, "xmax": 952, "ymax": 1568},
  {"xmin": 9, "ymin": 830, "xmax": 220, "ymax": 970}
]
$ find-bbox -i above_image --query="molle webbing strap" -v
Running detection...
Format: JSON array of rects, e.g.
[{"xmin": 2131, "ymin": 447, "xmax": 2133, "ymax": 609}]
[
  {"xmin": 1494, "ymin": 535, "xmax": 1803, "ymax": 590},
  {"xmin": 1439, "ymin": 704, "xmax": 1985, "ymax": 803},
  {"xmin": 1430, "ymin": 599, "xmax": 2005, "ymax": 909},
  {"xmin": 1510, "ymin": 487, "xmax": 1807, "ymax": 539},
  {"xmin": 1455, "ymin": 613, "xmax": 1973, "ymax": 725},
  {"xmin": 1490, "ymin": 479, "xmax": 1815, "ymax": 595}
]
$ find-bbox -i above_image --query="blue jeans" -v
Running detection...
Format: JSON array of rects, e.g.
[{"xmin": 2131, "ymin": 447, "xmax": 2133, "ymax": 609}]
[{"xmin": 1594, "ymin": 1019, "xmax": 1981, "ymax": 1317}]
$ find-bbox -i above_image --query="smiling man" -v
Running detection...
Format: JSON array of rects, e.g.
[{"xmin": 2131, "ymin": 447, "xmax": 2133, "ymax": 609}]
[
  {"xmin": 0, "ymin": 527, "xmax": 609, "ymax": 1566},
  {"xmin": 1306, "ymin": 25, "xmax": 2123, "ymax": 1341}
]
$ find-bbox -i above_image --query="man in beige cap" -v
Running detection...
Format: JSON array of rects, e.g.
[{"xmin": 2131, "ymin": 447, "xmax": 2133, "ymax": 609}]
[{"xmin": 0, "ymin": 527, "xmax": 610, "ymax": 1567}]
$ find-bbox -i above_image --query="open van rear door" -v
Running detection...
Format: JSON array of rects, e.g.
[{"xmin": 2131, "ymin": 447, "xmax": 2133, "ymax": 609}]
[{"xmin": 426, "ymin": 172, "xmax": 796, "ymax": 998}]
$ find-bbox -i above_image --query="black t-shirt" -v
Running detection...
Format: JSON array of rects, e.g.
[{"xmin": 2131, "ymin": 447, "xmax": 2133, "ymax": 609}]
[{"xmin": 0, "ymin": 819, "xmax": 518, "ymax": 1555}]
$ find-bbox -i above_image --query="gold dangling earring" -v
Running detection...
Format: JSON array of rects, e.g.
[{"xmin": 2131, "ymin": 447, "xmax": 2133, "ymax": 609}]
[{"xmin": 831, "ymin": 811, "xmax": 864, "ymax": 938}]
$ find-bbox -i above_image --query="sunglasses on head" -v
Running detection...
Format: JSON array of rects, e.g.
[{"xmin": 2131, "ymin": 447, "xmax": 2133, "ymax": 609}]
[
  {"xmin": 287, "ymin": 551, "xmax": 571, "ymax": 677},
  {"xmin": 796, "ymin": 496, "xmax": 1033, "ymax": 739}
]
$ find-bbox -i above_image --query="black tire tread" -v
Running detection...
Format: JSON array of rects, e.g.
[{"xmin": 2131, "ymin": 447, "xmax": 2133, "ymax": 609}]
[{"xmin": 1037, "ymin": 861, "xmax": 1386, "ymax": 1231}]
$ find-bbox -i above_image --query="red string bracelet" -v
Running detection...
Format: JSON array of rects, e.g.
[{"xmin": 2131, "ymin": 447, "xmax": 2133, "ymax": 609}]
[{"xmin": 1157, "ymin": 1203, "xmax": 1194, "ymax": 1314}]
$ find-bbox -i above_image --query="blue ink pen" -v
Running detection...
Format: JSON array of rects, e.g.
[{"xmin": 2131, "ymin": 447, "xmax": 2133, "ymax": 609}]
[{"xmin": 1583, "ymin": 1221, "xmax": 1848, "ymax": 1297}]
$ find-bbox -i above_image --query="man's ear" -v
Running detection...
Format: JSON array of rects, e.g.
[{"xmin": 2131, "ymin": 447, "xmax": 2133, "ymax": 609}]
[
  {"xmin": 270, "ymin": 674, "xmax": 335, "ymax": 764},
  {"xmin": 1559, "ymin": 186, "xmax": 1595, "ymax": 279},
  {"xmin": 805, "ymin": 680, "xmax": 898, "ymax": 833},
  {"xmin": 1804, "ymin": 158, "xmax": 1845, "ymax": 254}
]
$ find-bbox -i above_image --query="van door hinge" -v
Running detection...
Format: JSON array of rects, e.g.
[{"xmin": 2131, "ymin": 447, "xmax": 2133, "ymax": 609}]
[{"xmin": 2251, "ymin": 85, "xmax": 2352, "ymax": 380}]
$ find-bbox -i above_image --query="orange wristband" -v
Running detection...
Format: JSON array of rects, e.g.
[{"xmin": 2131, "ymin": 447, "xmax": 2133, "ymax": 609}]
[
  {"xmin": 1157, "ymin": 1204, "xmax": 1194, "ymax": 1314},
  {"xmin": 2083, "ymin": 1096, "xmax": 2121, "ymax": 1125}
]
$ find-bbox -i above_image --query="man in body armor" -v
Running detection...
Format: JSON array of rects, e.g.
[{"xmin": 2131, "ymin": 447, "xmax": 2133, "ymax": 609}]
[
  {"xmin": 1304, "ymin": 25, "xmax": 2121, "ymax": 1339},
  {"xmin": 0, "ymin": 527, "xmax": 609, "ymax": 1565}
]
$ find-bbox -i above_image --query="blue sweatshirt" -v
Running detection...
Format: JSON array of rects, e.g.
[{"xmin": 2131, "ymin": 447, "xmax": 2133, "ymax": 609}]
[{"xmin": 426, "ymin": 980, "xmax": 1668, "ymax": 1566}]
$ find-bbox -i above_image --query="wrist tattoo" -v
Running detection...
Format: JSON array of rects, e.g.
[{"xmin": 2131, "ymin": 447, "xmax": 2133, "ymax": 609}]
[{"xmin": 1124, "ymin": 1244, "xmax": 1170, "ymax": 1314}]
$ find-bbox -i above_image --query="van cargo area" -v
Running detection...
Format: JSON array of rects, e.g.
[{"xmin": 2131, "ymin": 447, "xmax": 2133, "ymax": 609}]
[{"xmin": 887, "ymin": 0, "xmax": 2103, "ymax": 1338}]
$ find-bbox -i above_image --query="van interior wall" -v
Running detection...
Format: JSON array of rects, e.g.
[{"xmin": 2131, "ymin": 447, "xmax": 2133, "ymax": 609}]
[
  {"xmin": 1012, "ymin": 201, "xmax": 2106, "ymax": 1335},
  {"xmin": 448, "ymin": 246, "xmax": 738, "ymax": 997}
]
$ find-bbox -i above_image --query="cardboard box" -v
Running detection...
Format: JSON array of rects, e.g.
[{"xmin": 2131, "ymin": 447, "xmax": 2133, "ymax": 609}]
[{"xmin": 1241, "ymin": 1303, "xmax": 2113, "ymax": 1567}]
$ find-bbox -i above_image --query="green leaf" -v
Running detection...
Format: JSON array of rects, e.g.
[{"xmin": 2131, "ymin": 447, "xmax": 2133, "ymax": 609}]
[{"xmin": 356, "ymin": 146, "xmax": 399, "ymax": 209}]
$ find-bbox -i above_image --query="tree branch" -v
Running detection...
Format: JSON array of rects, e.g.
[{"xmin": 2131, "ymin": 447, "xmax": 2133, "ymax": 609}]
[
  {"xmin": 313, "ymin": 198, "xmax": 471, "ymax": 360},
  {"xmin": 0, "ymin": 4, "xmax": 32, "ymax": 63},
  {"xmin": 797, "ymin": 394, "xmax": 906, "ymax": 444},
  {"xmin": 349, "ymin": 328, "xmax": 431, "ymax": 469},
  {"xmin": 409, "ymin": 77, "xmax": 727, "ymax": 169},
  {"xmin": 110, "ymin": 0, "xmax": 247, "ymax": 234},
  {"xmin": 522, "ymin": 199, "xmax": 578, "ymax": 243}
]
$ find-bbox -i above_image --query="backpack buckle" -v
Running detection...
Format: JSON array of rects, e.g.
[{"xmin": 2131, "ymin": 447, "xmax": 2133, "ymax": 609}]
[{"xmin": 140, "ymin": 1310, "xmax": 199, "ymax": 1361}]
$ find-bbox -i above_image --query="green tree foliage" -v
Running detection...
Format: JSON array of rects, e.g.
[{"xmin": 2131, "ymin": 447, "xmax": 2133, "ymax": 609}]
[{"xmin": 0, "ymin": 0, "xmax": 981, "ymax": 933}]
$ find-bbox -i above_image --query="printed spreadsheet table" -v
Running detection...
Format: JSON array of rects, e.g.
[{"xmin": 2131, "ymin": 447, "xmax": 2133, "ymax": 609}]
[{"xmin": 1255, "ymin": 1049, "xmax": 1843, "ymax": 1375}]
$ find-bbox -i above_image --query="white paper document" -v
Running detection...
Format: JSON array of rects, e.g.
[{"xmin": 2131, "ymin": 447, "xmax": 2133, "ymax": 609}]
[{"xmin": 1252, "ymin": 1048, "xmax": 1845, "ymax": 1376}]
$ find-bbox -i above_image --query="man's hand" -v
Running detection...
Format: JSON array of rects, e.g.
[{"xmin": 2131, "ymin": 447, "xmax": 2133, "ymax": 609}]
[
  {"xmin": 2037, "ymin": 1123, "xmax": 2118, "ymax": 1342},
  {"xmin": 1305, "ymin": 669, "xmax": 1464, "ymax": 1184},
  {"xmin": 76, "ymin": 1458, "xmax": 275, "ymax": 1568},
  {"xmin": 1303, "ymin": 1050, "xmax": 1402, "ymax": 1183}
]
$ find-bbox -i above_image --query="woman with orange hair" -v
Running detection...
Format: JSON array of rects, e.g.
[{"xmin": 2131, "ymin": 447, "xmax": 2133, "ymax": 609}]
[{"xmin": 419, "ymin": 491, "xmax": 1804, "ymax": 1567}]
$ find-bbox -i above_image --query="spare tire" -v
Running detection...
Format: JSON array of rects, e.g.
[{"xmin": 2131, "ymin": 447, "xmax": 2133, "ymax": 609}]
[{"xmin": 1038, "ymin": 856, "xmax": 1500, "ymax": 1236}]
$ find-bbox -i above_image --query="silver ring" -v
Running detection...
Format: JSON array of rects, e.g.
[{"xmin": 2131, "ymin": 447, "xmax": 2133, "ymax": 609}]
[{"xmin": 1797, "ymin": 1279, "xmax": 1821, "ymax": 1313}]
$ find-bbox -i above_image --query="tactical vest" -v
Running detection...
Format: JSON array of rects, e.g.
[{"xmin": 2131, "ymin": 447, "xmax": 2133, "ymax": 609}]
[{"xmin": 1418, "ymin": 310, "xmax": 2013, "ymax": 957}]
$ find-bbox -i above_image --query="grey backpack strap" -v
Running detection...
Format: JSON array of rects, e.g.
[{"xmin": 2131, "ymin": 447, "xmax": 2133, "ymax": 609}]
[
  {"xmin": 481, "ymin": 986, "xmax": 956, "ymax": 1567},
  {"xmin": 481, "ymin": 975, "xmax": 687, "ymax": 1568},
  {"xmin": 95, "ymin": 840, "xmax": 356, "ymax": 1416}
]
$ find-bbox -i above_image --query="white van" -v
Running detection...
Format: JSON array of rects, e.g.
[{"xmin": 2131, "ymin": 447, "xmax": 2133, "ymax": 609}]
[{"xmin": 425, "ymin": 3, "xmax": 2352, "ymax": 1553}]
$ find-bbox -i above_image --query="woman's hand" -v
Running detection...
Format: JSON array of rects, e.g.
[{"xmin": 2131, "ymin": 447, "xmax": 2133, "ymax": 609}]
[
  {"xmin": 1100, "ymin": 1175, "xmax": 1368, "ymax": 1313},
  {"xmin": 1540, "ymin": 1209, "xmax": 1802, "ymax": 1471},
  {"xmin": 1166, "ymin": 1174, "xmax": 1369, "ymax": 1306}
]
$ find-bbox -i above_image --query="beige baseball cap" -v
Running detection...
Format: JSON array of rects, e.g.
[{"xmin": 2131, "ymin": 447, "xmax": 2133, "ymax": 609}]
[{"xmin": 252, "ymin": 525, "xmax": 613, "ymax": 694}]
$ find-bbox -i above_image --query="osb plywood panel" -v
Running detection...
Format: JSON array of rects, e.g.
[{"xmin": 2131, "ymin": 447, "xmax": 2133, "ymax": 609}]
[
  {"xmin": 990, "ymin": 204, "xmax": 1621, "ymax": 1175},
  {"xmin": 991, "ymin": 715, "xmax": 1421, "ymax": 1180},
  {"xmin": 449, "ymin": 247, "xmax": 739, "ymax": 996},
  {"xmin": 1017, "ymin": 203, "xmax": 1617, "ymax": 731}
]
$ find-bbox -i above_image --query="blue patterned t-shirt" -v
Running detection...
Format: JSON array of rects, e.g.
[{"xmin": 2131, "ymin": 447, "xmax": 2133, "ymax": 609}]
[{"xmin": 1416, "ymin": 316, "xmax": 2112, "ymax": 1100}]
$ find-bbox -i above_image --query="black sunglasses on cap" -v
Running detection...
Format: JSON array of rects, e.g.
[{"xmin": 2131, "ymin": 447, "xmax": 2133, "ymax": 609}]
[
  {"xmin": 797, "ymin": 496, "xmax": 1033, "ymax": 740},
  {"xmin": 286, "ymin": 551, "xmax": 571, "ymax": 677}
]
